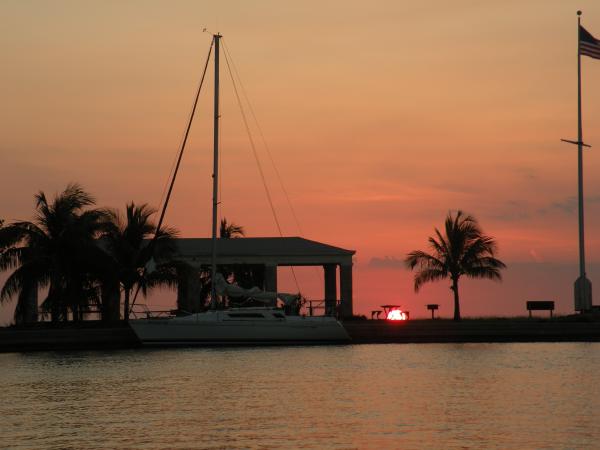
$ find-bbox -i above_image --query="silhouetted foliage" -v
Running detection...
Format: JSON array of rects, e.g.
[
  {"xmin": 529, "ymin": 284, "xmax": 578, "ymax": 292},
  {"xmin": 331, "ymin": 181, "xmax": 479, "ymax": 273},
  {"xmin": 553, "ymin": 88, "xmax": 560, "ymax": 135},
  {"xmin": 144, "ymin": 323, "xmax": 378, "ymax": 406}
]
[
  {"xmin": 218, "ymin": 218, "xmax": 265, "ymax": 306},
  {"xmin": 189, "ymin": 218, "xmax": 265, "ymax": 309},
  {"xmin": 405, "ymin": 210, "xmax": 506, "ymax": 321},
  {"xmin": 104, "ymin": 203, "xmax": 185, "ymax": 321},
  {"xmin": 0, "ymin": 183, "xmax": 112, "ymax": 323},
  {"xmin": 219, "ymin": 218, "xmax": 244, "ymax": 239}
]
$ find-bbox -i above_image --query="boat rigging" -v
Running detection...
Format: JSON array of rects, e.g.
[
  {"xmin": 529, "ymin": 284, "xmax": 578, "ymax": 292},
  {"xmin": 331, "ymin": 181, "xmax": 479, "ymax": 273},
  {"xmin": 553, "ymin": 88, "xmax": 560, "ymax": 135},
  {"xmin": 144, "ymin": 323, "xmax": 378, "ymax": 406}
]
[{"xmin": 128, "ymin": 32, "xmax": 350, "ymax": 345}]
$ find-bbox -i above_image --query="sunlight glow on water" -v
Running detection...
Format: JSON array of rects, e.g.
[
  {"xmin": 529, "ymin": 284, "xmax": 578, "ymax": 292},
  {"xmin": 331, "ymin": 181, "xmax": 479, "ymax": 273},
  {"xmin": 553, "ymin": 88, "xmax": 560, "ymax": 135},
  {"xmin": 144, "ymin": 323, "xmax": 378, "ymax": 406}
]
[{"xmin": 1, "ymin": 343, "xmax": 599, "ymax": 449}]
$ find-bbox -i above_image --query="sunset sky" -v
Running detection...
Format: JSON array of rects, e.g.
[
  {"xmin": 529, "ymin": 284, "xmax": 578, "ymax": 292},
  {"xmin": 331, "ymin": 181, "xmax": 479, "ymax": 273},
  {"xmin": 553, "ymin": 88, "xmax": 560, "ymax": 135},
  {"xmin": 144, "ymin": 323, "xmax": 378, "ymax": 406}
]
[{"xmin": 3, "ymin": 0, "xmax": 600, "ymax": 322}]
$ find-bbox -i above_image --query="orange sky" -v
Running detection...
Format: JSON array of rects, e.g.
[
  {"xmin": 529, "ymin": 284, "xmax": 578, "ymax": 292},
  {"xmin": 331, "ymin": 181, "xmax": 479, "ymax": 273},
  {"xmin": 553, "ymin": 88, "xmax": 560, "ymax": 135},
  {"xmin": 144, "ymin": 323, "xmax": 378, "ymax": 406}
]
[{"xmin": 3, "ymin": 1, "xmax": 600, "ymax": 321}]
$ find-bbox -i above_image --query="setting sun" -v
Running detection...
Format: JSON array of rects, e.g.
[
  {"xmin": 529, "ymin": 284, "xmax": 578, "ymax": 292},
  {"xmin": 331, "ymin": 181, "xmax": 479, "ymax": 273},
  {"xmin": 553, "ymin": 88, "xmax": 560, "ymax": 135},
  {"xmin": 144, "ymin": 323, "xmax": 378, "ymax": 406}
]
[{"xmin": 387, "ymin": 309, "xmax": 408, "ymax": 321}]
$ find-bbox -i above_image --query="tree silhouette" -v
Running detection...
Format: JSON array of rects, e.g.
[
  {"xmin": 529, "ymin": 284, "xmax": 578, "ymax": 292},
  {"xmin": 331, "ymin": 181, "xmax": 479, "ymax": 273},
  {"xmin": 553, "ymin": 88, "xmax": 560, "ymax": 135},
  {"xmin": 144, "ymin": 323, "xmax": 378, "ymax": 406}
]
[
  {"xmin": 219, "ymin": 218, "xmax": 244, "ymax": 239},
  {"xmin": 0, "ymin": 183, "xmax": 111, "ymax": 323},
  {"xmin": 104, "ymin": 202, "xmax": 182, "ymax": 321},
  {"xmin": 405, "ymin": 210, "xmax": 506, "ymax": 321}
]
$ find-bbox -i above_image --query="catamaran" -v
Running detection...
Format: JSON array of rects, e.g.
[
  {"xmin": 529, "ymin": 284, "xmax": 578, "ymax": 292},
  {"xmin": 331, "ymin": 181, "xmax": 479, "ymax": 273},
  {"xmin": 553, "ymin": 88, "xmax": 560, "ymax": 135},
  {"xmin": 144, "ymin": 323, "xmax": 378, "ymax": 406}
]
[{"xmin": 129, "ymin": 34, "xmax": 350, "ymax": 345}]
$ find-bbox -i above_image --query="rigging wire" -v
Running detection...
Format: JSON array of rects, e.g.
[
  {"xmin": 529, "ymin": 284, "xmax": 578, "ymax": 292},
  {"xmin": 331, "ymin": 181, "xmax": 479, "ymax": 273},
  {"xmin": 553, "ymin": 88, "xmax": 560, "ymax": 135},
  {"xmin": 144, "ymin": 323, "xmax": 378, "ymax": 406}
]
[
  {"xmin": 129, "ymin": 37, "xmax": 214, "ymax": 314},
  {"xmin": 221, "ymin": 41, "xmax": 302, "ymax": 293},
  {"xmin": 155, "ymin": 38, "xmax": 214, "ymax": 236},
  {"xmin": 221, "ymin": 47, "xmax": 283, "ymax": 235},
  {"xmin": 221, "ymin": 40, "xmax": 306, "ymax": 240},
  {"xmin": 222, "ymin": 40, "xmax": 324, "ymax": 287}
]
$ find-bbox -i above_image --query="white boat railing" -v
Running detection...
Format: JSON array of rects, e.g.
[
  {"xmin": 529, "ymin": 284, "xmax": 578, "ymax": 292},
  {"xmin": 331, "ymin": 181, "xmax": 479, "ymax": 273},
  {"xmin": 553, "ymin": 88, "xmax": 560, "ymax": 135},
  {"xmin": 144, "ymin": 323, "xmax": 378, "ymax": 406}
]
[
  {"xmin": 129, "ymin": 300, "xmax": 341, "ymax": 320},
  {"xmin": 130, "ymin": 304, "xmax": 177, "ymax": 320}
]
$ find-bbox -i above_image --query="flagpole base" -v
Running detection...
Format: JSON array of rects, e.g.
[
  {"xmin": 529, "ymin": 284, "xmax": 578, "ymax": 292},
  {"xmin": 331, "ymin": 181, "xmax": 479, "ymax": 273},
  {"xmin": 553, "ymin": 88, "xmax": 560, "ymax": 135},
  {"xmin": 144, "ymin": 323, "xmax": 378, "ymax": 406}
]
[{"xmin": 574, "ymin": 275, "xmax": 592, "ymax": 312}]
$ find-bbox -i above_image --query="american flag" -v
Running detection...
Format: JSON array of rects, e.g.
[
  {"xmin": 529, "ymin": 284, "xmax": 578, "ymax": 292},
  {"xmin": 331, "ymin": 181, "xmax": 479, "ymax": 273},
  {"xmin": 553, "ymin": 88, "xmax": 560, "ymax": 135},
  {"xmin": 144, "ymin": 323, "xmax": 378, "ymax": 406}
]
[{"xmin": 580, "ymin": 25, "xmax": 600, "ymax": 59}]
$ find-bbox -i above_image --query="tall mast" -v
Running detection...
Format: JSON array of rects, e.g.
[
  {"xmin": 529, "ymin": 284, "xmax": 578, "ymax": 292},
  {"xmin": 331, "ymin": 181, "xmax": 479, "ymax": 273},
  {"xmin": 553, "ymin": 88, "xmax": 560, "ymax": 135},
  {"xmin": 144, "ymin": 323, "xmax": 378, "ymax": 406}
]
[{"xmin": 210, "ymin": 34, "xmax": 221, "ymax": 309}]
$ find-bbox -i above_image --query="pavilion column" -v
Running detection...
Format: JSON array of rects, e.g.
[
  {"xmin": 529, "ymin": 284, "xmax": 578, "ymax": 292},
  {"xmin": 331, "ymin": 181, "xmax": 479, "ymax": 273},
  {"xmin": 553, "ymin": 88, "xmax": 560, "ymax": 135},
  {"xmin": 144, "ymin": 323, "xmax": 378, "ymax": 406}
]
[
  {"xmin": 264, "ymin": 264, "xmax": 278, "ymax": 306},
  {"xmin": 324, "ymin": 264, "xmax": 337, "ymax": 316},
  {"xmin": 339, "ymin": 263, "xmax": 353, "ymax": 319},
  {"xmin": 177, "ymin": 271, "xmax": 202, "ymax": 313}
]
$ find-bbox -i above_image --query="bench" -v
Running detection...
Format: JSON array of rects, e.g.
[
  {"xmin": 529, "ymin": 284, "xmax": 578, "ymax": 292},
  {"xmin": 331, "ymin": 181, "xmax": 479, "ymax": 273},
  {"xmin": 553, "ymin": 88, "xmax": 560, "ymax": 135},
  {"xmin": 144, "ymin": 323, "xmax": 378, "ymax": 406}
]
[
  {"xmin": 426, "ymin": 304, "xmax": 439, "ymax": 319},
  {"xmin": 526, "ymin": 301, "xmax": 555, "ymax": 318},
  {"xmin": 371, "ymin": 310, "xmax": 382, "ymax": 320}
]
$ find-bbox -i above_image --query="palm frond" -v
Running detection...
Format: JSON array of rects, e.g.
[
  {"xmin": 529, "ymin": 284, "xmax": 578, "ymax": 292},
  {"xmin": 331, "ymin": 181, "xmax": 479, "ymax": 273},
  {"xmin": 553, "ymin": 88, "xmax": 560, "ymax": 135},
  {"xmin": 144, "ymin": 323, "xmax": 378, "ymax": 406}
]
[
  {"xmin": 414, "ymin": 268, "xmax": 448, "ymax": 292},
  {"xmin": 427, "ymin": 235, "xmax": 447, "ymax": 258},
  {"xmin": 405, "ymin": 250, "xmax": 448, "ymax": 292},
  {"xmin": 0, "ymin": 261, "xmax": 50, "ymax": 303},
  {"xmin": 0, "ymin": 221, "xmax": 48, "ymax": 249},
  {"xmin": 433, "ymin": 228, "xmax": 450, "ymax": 257},
  {"xmin": 0, "ymin": 269, "xmax": 24, "ymax": 302},
  {"xmin": 0, "ymin": 247, "xmax": 25, "ymax": 271},
  {"xmin": 60, "ymin": 183, "xmax": 96, "ymax": 210},
  {"xmin": 156, "ymin": 225, "xmax": 179, "ymax": 240},
  {"xmin": 404, "ymin": 250, "xmax": 445, "ymax": 271},
  {"xmin": 220, "ymin": 218, "xmax": 245, "ymax": 239},
  {"xmin": 146, "ymin": 265, "xmax": 179, "ymax": 291},
  {"xmin": 464, "ymin": 265, "xmax": 504, "ymax": 281}
]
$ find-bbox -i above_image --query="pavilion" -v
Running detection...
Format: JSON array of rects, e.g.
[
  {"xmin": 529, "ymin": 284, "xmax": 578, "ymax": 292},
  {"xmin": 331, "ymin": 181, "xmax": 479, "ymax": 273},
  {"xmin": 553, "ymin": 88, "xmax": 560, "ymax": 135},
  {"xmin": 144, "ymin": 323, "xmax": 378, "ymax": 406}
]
[{"xmin": 171, "ymin": 237, "xmax": 355, "ymax": 318}]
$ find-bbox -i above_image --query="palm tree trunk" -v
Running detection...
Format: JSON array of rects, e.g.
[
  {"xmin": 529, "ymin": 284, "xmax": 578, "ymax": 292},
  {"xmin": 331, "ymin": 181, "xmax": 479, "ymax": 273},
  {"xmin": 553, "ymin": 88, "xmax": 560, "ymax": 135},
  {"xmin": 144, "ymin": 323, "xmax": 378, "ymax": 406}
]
[
  {"xmin": 49, "ymin": 283, "xmax": 60, "ymax": 323},
  {"xmin": 452, "ymin": 277, "xmax": 461, "ymax": 321},
  {"xmin": 101, "ymin": 280, "xmax": 120, "ymax": 322},
  {"xmin": 20, "ymin": 280, "xmax": 38, "ymax": 324},
  {"xmin": 61, "ymin": 302, "xmax": 68, "ymax": 322},
  {"xmin": 123, "ymin": 288, "xmax": 130, "ymax": 322},
  {"xmin": 51, "ymin": 304, "xmax": 59, "ymax": 323}
]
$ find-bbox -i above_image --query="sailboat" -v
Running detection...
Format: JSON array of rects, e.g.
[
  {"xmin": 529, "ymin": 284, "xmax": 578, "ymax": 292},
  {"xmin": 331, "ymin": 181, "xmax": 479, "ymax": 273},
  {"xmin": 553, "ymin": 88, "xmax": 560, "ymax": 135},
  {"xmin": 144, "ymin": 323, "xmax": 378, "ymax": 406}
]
[{"xmin": 129, "ymin": 34, "xmax": 350, "ymax": 345}]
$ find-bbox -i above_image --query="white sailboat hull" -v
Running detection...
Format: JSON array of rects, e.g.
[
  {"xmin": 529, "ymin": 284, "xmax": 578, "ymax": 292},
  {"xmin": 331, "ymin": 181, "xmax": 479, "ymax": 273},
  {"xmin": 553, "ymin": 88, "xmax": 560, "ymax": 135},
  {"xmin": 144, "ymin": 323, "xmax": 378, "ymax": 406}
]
[{"xmin": 130, "ymin": 309, "xmax": 350, "ymax": 346}]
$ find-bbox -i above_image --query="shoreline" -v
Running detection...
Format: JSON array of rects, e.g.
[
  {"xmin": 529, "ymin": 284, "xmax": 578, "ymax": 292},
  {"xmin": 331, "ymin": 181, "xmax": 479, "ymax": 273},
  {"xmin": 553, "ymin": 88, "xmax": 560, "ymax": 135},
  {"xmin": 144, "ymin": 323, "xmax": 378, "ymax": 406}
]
[
  {"xmin": 343, "ymin": 319, "xmax": 600, "ymax": 344},
  {"xmin": 2, "ymin": 319, "xmax": 600, "ymax": 352}
]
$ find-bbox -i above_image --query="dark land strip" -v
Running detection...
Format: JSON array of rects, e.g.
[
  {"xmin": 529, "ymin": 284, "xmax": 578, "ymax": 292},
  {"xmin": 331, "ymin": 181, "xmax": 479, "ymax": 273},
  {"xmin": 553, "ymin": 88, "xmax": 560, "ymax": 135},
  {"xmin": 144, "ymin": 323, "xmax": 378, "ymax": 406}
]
[{"xmin": 2, "ymin": 319, "xmax": 600, "ymax": 352}]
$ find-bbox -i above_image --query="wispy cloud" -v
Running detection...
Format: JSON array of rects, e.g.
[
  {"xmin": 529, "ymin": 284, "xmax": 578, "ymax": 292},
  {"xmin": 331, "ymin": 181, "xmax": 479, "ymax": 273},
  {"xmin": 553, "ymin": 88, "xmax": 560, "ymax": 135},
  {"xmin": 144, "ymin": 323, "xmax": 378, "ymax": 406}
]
[
  {"xmin": 368, "ymin": 256, "xmax": 405, "ymax": 269},
  {"xmin": 515, "ymin": 166, "xmax": 537, "ymax": 181},
  {"xmin": 539, "ymin": 195, "xmax": 600, "ymax": 216},
  {"xmin": 434, "ymin": 182, "xmax": 478, "ymax": 194},
  {"xmin": 485, "ymin": 200, "xmax": 531, "ymax": 222},
  {"xmin": 549, "ymin": 196, "xmax": 577, "ymax": 215}
]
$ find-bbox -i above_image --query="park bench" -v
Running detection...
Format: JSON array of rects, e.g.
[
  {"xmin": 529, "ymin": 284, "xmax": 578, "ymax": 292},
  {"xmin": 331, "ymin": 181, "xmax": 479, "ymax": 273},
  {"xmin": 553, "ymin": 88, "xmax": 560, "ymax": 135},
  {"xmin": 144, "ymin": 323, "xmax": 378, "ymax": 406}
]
[{"xmin": 526, "ymin": 301, "xmax": 555, "ymax": 318}]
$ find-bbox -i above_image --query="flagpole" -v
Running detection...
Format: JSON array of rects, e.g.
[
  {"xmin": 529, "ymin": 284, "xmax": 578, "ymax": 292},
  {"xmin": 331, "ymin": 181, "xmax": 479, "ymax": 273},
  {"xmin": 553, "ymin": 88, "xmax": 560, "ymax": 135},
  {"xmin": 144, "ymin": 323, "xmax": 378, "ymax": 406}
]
[
  {"xmin": 576, "ymin": 10, "xmax": 590, "ymax": 312},
  {"xmin": 563, "ymin": 11, "xmax": 594, "ymax": 312}
]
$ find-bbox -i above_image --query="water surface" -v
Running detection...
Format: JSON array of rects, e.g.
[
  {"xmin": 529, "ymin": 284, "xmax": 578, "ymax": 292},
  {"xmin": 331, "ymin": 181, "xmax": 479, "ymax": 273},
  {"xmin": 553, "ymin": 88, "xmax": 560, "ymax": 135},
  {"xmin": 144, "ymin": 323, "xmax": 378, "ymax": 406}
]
[{"xmin": 1, "ymin": 343, "xmax": 599, "ymax": 449}]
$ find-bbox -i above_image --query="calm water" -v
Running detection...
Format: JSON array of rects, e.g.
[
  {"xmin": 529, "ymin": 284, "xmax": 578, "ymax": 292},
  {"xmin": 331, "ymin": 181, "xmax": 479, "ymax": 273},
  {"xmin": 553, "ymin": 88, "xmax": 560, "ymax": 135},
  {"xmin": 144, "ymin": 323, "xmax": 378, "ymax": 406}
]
[{"xmin": 1, "ymin": 343, "xmax": 599, "ymax": 449}]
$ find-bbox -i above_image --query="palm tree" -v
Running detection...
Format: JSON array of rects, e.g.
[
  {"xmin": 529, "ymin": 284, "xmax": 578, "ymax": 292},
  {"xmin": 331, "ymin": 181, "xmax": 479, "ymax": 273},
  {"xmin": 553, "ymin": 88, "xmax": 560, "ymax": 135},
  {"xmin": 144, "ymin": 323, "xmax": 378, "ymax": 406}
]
[
  {"xmin": 220, "ymin": 218, "xmax": 258, "ymax": 283},
  {"xmin": 405, "ymin": 210, "xmax": 506, "ymax": 321},
  {"xmin": 104, "ymin": 202, "xmax": 182, "ymax": 321},
  {"xmin": 190, "ymin": 218, "xmax": 247, "ymax": 308},
  {"xmin": 0, "ymin": 183, "xmax": 111, "ymax": 323},
  {"xmin": 219, "ymin": 218, "xmax": 244, "ymax": 239},
  {"xmin": 218, "ymin": 217, "xmax": 268, "ymax": 306}
]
